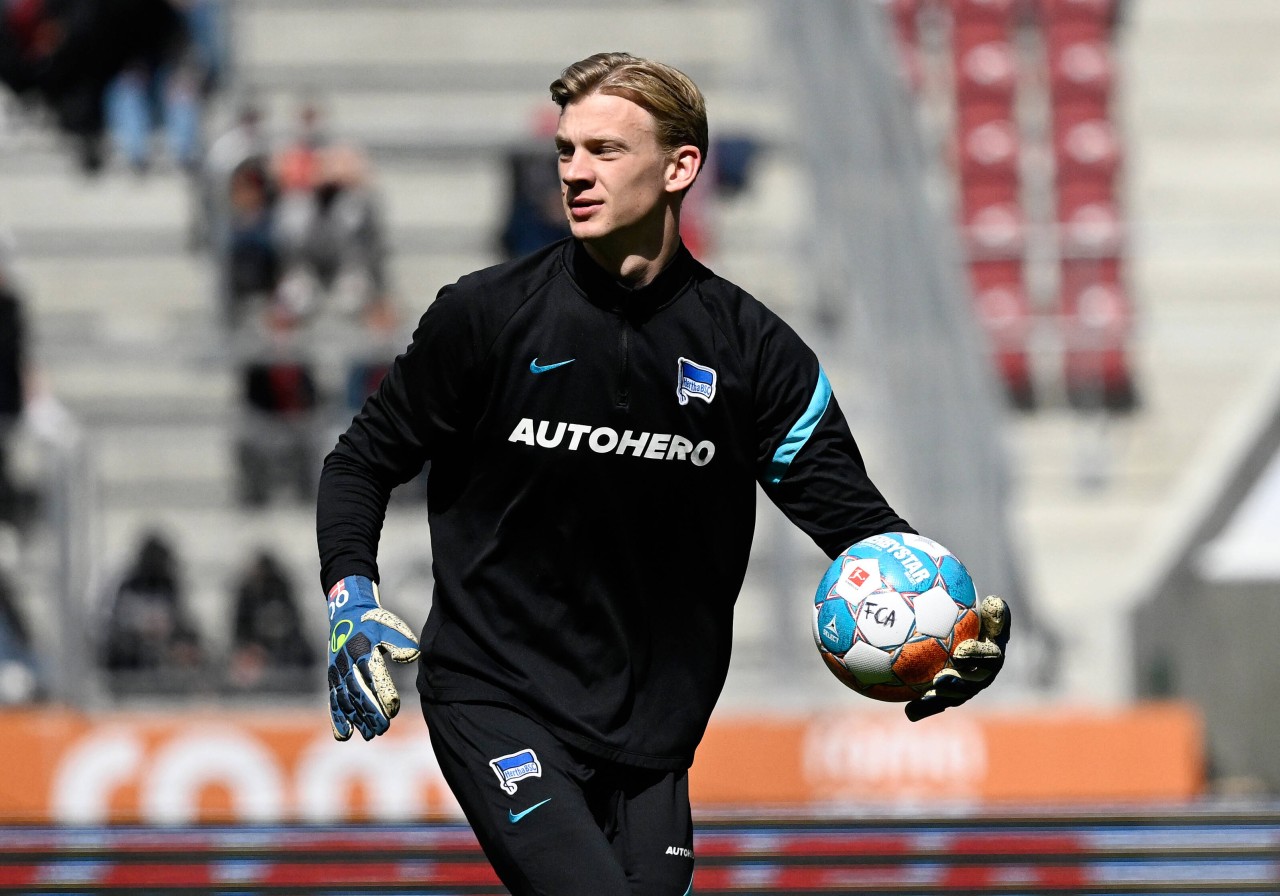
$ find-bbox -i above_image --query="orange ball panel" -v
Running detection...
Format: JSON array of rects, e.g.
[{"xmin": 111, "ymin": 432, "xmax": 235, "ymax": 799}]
[
  {"xmin": 952, "ymin": 607, "xmax": 981, "ymax": 646},
  {"xmin": 893, "ymin": 637, "xmax": 950, "ymax": 685}
]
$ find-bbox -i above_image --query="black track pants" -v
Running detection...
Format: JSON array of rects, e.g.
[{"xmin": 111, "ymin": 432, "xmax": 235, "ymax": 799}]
[{"xmin": 422, "ymin": 699, "xmax": 695, "ymax": 896}]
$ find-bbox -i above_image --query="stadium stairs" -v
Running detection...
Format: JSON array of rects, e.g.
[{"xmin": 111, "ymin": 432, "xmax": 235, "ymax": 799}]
[{"xmin": 1, "ymin": 807, "xmax": 1278, "ymax": 893}]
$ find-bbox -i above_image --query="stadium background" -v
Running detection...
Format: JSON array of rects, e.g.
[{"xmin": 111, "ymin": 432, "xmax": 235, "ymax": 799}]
[{"xmin": 0, "ymin": 0, "xmax": 1277, "ymax": 892}]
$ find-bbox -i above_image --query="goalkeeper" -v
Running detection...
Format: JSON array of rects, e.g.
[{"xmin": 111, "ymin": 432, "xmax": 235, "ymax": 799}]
[{"xmin": 318, "ymin": 51, "xmax": 1009, "ymax": 896}]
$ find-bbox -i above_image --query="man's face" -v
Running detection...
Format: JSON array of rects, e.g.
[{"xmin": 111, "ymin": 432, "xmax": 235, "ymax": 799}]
[{"xmin": 555, "ymin": 92, "xmax": 676, "ymax": 250}]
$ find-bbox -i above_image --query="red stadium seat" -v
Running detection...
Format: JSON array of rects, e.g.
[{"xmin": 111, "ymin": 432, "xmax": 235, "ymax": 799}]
[
  {"xmin": 1059, "ymin": 254, "xmax": 1122, "ymax": 309},
  {"xmin": 968, "ymin": 260, "xmax": 1036, "ymax": 409},
  {"xmin": 961, "ymin": 184, "xmax": 1027, "ymax": 259},
  {"xmin": 1052, "ymin": 110, "xmax": 1121, "ymax": 184},
  {"xmin": 957, "ymin": 115, "xmax": 1022, "ymax": 182},
  {"xmin": 1047, "ymin": 38, "xmax": 1114, "ymax": 106},
  {"xmin": 969, "ymin": 256, "xmax": 1024, "ymax": 290},
  {"xmin": 949, "ymin": 0, "xmax": 1016, "ymax": 28},
  {"xmin": 1057, "ymin": 178, "xmax": 1124, "ymax": 257},
  {"xmin": 953, "ymin": 38, "xmax": 1020, "ymax": 107},
  {"xmin": 1057, "ymin": 254, "xmax": 1135, "ymax": 409},
  {"xmin": 1042, "ymin": 14, "xmax": 1112, "ymax": 48},
  {"xmin": 1040, "ymin": 0, "xmax": 1116, "ymax": 29}
]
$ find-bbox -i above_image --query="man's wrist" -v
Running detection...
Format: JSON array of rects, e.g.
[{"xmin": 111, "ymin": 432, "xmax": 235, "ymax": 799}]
[{"xmin": 327, "ymin": 575, "xmax": 378, "ymax": 624}]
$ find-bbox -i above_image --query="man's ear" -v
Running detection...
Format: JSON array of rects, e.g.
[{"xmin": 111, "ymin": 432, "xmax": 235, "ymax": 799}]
[{"xmin": 665, "ymin": 145, "xmax": 702, "ymax": 194}]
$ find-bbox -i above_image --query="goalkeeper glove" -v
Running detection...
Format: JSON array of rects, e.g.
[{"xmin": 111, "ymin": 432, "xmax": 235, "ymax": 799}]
[
  {"xmin": 906, "ymin": 594, "xmax": 1010, "ymax": 723},
  {"xmin": 327, "ymin": 575, "xmax": 420, "ymax": 741}
]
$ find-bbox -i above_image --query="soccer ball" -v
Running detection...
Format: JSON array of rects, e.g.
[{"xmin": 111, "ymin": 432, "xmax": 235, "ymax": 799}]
[{"xmin": 812, "ymin": 532, "xmax": 980, "ymax": 701}]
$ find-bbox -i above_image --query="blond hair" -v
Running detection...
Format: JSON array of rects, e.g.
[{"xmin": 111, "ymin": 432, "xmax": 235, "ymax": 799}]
[{"xmin": 550, "ymin": 52, "xmax": 709, "ymax": 163}]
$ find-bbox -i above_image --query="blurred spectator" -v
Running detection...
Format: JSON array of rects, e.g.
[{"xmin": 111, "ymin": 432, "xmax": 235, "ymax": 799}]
[
  {"xmin": 499, "ymin": 108, "xmax": 570, "ymax": 260},
  {"xmin": 273, "ymin": 143, "xmax": 391, "ymax": 324},
  {"xmin": 223, "ymin": 156, "xmax": 280, "ymax": 326},
  {"xmin": 99, "ymin": 531, "xmax": 205, "ymax": 693},
  {"xmin": 103, "ymin": 48, "xmax": 200, "ymax": 175},
  {"xmin": 225, "ymin": 548, "xmax": 316, "ymax": 693},
  {"xmin": 175, "ymin": 0, "xmax": 228, "ymax": 98},
  {"xmin": 204, "ymin": 96, "xmax": 268, "ymax": 198},
  {"xmin": 199, "ymin": 95, "xmax": 268, "ymax": 253},
  {"xmin": 102, "ymin": 0, "xmax": 223, "ymax": 175},
  {"xmin": 498, "ymin": 143, "xmax": 570, "ymax": 260},
  {"xmin": 0, "ymin": 0, "xmax": 186, "ymax": 173},
  {"xmin": 235, "ymin": 357, "xmax": 319, "ymax": 507},
  {"xmin": 0, "ymin": 530, "xmax": 41, "ymax": 704},
  {"xmin": 273, "ymin": 93, "xmax": 329, "ymax": 196},
  {"xmin": 0, "ymin": 243, "xmax": 28, "ymax": 529}
]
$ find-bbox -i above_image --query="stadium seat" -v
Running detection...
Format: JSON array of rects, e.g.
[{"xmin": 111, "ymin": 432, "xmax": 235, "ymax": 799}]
[
  {"xmin": 1058, "ymin": 256, "xmax": 1136, "ymax": 410},
  {"xmin": 957, "ymin": 115, "xmax": 1022, "ymax": 182},
  {"xmin": 953, "ymin": 38, "xmax": 1020, "ymax": 108},
  {"xmin": 1047, "ymin": 38, "xmax": 1114, "ymax": 107},
  {"xmin": 961, "ymin": 180, "xmax": 1026, "ymax": 259},
  {"xmin": 949, "ymin": 0, "xmax": 1016, "ymax": 28},
  {"xmin": 1040, "ymin": 0, "xmax": 1116, "ymax": 30},
  {"xmin": 1057, "ymin": 177, "xmax": 1124, "ymax": 257},
  {"xmin": 969, "ymin": 259, "xmax": 1036, "ymax": 409},
  {"xmin": 1052, "ymin": 109, "xmax": 1122, "ymax": 184}
]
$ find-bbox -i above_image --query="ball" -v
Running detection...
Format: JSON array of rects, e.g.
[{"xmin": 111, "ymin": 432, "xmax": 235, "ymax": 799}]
[{"xmin": 813, "ymin": 532, "xmax": 980, "ymax": 701}]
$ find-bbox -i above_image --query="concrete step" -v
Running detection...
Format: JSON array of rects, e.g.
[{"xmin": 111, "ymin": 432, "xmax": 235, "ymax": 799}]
[
  {"xmin": 48, "ymin": 356, "xmax": 235, "ymax": 423},
  {"xmin": 92, "ymin": 420, "xmax": 235, "ymax": 487},
  {"xmin": 233, "ymin": 2, "xmax": 767, "ymax": 74},
  {"xmin": 1120, "ymin": 1, "xmax": 1280, "ymax": 138},
  {"xmin": 0, "ymin": 169, "xmax": 191, "ymax": 232},
  {"xmin": 16, "ymin": 254, "xmax": 212, "ymax": 317}
]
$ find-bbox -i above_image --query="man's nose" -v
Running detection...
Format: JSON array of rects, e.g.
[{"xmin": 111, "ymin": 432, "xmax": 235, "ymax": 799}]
[{"xmin": 560, "ymin": 150, "xmax": 592, "ymax": 184}]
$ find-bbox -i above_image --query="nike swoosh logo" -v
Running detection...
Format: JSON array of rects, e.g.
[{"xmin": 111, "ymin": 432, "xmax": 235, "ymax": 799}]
[
  {"xmin": 508, "ymin": 798, "xmax": 552, "ymax": 823},
  {"xmin": 530, "ymin": 357, "xmax": 575, "ymax": 374}
]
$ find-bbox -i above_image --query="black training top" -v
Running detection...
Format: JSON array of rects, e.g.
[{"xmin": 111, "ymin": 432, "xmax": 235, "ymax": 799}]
[{"xmin": 317, "ymin": 238, "xmax": 912, "ymax": 770}]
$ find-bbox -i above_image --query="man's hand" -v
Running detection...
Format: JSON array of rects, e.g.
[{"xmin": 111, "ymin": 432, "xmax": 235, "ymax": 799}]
[
  {"xmin": 327, "ymin": 575, "xmax": 421, "ymax": 741},
  {"xmin": 906, "ymin": 595, "xmax": 1010, "ymax": 722}
]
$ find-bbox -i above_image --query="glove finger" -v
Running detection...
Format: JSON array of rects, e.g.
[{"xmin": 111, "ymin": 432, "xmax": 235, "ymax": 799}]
[
  {"xmin": 951, "ymin": 638, "xmax": 1003, "ymax": 680},
  {"xmin": 327, "ymin": 667, "xmax": 354, "ymax": 742},
  {"xmin": 362, "ymin": 608, "xmax": 422, "ymax": 663},
  {"xmin": 930, "ymin": 668, "xmax": 984, "ymax": 701},
  {"xmin": 342, "ymin": 661, "xmax": 389, "ymax": 740},
  {"xmin": 329, "ymin": 687, "xmax": 354, "ymax": 742},
  {"xmin": 978, "ymin": 595, "xmax": 1010, "ymax": 645},
  {"xmin": 334, "ymin": 678, "xmax": 373, "ymax": 740},
  {"xmin": 358, "ymin": 649, "xmax": 402, "ymax": 720}
]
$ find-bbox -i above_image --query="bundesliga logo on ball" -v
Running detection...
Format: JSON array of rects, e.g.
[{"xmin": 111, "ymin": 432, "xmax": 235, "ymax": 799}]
[{"xmin": 813, "ymin": 533, "xmax": 980, "ymax": 701}]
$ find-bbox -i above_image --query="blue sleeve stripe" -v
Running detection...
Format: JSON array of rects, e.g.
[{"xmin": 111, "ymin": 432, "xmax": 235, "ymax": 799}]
[{"xmin": 766, "ymin": 367, "xmax": 833, "ymax": 485}]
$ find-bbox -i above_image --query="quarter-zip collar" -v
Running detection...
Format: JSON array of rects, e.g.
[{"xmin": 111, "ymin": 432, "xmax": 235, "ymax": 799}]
[{"xmin": 565, "ymin": 238, "xmax": 698, "ymax": 317}]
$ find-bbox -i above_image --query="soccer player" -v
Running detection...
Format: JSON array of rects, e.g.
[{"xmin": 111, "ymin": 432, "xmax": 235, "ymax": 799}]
[{"xmin": 319, "ymin": 52, "xmax": 1009, "ymax": 896}]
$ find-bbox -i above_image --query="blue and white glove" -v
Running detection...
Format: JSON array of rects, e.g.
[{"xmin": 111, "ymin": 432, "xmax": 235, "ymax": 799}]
[
  {"xmin": 327, "ymin": 575, "xmax": 421, "ymax": 741},
  {"xmin": 906, "ymin": 595, "xmax": 1010, "ymax": 722}
]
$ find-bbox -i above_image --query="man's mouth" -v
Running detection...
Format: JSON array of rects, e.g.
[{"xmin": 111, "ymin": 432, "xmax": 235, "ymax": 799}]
[{"xmin": 568, "ymin": 198, "xmax": 600, "ymax": 220}]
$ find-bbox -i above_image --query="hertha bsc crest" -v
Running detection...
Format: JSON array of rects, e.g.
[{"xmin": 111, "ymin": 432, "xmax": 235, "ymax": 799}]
[
  {"xmin": 677, "ymin": 357, "xmax": 717, "ymax": 406},
  {"xmin": 489, "ymin": 748, "xmax": 542, "ymax": 795}
]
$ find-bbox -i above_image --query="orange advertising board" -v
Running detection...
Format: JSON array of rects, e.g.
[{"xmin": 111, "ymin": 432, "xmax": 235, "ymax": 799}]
[
  {"xmin": 0, "ymin": 702, "xmax": 1202, "ymax": 824},
  {"xmin": 693, "ymin": 702, "xmax": 1205, "ymax": 806}
]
